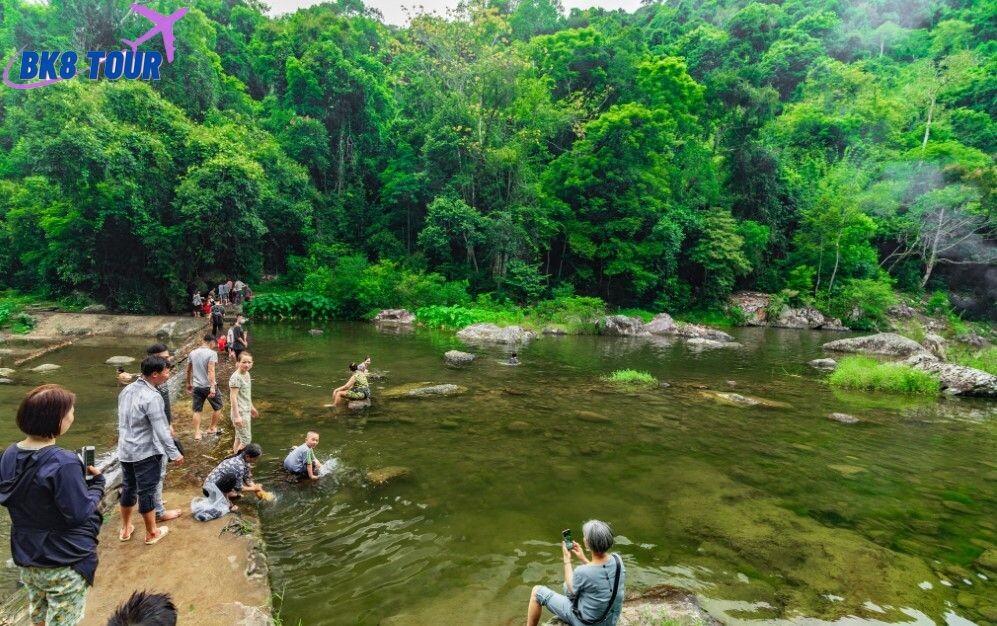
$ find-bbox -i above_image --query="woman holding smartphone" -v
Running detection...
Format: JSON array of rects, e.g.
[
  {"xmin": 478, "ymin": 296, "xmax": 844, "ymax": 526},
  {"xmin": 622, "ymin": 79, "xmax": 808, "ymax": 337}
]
[
  {"xmin": 526, "ymin": 519, "xmax": 626, "ymax": 626},
  {"xmin": 0, "ymin": 384, "xmax": 105, "ymax": 626}
]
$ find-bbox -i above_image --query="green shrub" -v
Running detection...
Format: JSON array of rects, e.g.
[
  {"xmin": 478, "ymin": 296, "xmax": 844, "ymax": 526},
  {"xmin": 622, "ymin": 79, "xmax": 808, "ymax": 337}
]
[
  {"xmin": 604, "ymin": 369, "xmax": 658, "ymax": 388},
  {"xmin": 244, "ymin": 292, "xmax": 337, "ymax": 320},
  {"xmin": 829, "ymin": 356, "xmax": 940, "ymax": 395},
  {"xmin": 947, "ymin": 345, "xmax": 997, "ymax": 376},
  {"xmin": 829, "ymin": 277, "xmax": 897, "ymax": 330}
]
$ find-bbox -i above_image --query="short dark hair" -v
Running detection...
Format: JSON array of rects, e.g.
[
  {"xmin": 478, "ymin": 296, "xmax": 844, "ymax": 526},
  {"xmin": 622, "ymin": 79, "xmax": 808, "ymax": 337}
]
[
  {"xmin": 16, "ymin": 385, "xmax": 75, "ymax": 439},
  {"xmin": 203, "ymin": 334, "xmax": 216, "ymax": 343},
  {"xmin": 241, "ymin": 443, "xmax": 263, "ymax": 459},
  {"xmin": 140, "ymin": 356, "xmax": 170, "ymax": 377},
  {"xmin": 146, "ymin": 343, "xmax": 169, "ymax": 356},
  {"xmin": 349, "ymin": 362, "xmax": 358, "ymax": 371},
  {"xmin": 117, "ymin": 367, "xmax": 125, "ymax": 373},
  {"xmin": 106, "ymin": 591, "xmax": 177, "ymax": 626}
]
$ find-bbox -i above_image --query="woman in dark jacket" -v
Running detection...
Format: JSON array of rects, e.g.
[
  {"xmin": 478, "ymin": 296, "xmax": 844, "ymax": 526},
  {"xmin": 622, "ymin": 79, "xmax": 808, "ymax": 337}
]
[{"xmin": 0, "ymin": 384, "xmax": 104, "ymax": 626}]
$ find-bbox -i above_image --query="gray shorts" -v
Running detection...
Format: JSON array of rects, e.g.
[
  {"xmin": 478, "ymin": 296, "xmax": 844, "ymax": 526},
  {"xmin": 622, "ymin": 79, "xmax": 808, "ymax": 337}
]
[{"xmin": 536, "ymin": 586, "xmax": 577, "ymax": 625}]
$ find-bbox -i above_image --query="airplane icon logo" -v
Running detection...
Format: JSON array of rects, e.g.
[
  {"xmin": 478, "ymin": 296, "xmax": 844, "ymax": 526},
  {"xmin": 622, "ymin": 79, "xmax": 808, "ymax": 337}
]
[{"xmin": 122, "ymin": 4, "xmax": 189, "ymax": 63}]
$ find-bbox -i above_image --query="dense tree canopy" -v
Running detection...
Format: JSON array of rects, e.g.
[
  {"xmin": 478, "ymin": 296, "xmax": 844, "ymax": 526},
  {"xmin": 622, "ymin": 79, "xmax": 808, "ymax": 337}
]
[{"xmin": 0, "ymin": 0, "xmax": 993, "ymax": 318}]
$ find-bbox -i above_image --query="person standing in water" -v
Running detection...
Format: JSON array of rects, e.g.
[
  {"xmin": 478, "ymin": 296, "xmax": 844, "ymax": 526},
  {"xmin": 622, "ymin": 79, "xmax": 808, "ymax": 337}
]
[
  {"xmin": 186, "ymin": 335, "xmax": 222, "ymax": 441},
  {"xmin": 228, "ymin": 352, "xmax": 258, "ymax": 454},
  {"xmin": 332, "ymin": 362, "xmax": 371, "ymax": 406}
]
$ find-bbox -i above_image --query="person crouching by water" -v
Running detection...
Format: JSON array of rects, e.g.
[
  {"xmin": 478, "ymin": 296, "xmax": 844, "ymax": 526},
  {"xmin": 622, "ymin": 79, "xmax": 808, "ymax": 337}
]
[
  {"xmin": 283, "ymin": 432, "xmax": 322, "ymax": 480},
  {"xmin": 202, "ymin": 444, "xmax": 265, "ymax": 511},
  {"xmin": 0, "ymin": 385, "xmax": 105, "ymax": 626},
  {"xmin": 527, "ymin": 520, "xmax": 625, "ymax": 626},
  {"xmin": 331, "ymin": 362, "xmax": 370, "ymax": 407}
]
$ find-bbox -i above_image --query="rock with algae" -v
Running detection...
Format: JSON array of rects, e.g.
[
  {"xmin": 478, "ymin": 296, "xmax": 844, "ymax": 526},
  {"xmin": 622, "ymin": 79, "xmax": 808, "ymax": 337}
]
[
  {"xmin": 383, "ymin": 383, "xmax": 467, "ymax": 399},
  {"xmin": 366, "ymin": 466, "xmax": 410, "ymax": 486},
  {"xmin": 698, "ymin": 390, "xmax": 791, "ymax": 409}
]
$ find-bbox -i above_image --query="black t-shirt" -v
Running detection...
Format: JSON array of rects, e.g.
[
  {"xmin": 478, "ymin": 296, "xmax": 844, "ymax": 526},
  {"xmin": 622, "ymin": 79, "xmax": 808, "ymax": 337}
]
[{"xmin": 232, "ymin": 325, "xmax": 246, "ymax": 349}]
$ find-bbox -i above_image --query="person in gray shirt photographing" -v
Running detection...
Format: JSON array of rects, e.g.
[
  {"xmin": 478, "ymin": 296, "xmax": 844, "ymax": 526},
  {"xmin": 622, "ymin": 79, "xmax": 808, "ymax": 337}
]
[
  {"xmin": 185, "ymin": 334, "xmax": 223, "ymax": 441},
  {"xmin": 527, "ymin": 520, "xmax": 625, "ymax": 626}
]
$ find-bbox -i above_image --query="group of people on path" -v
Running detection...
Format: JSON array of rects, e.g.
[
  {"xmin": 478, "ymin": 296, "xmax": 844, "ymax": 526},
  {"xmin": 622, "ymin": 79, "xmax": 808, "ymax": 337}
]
[{"xmin": 191, "ymin": 279, "xmax": 252, "ymax": 317}]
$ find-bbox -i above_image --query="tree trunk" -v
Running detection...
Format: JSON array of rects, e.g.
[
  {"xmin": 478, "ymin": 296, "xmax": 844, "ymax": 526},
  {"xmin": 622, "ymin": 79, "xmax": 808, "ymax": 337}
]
[
  {"xmin": 336, "ymin": 125, "xmax": 346, "ymax": 197},
  {"xmin": 827, "ymin": 232, "xmax": 842, "ymax": 301},
  {"xmin": 879, "ymin": 37, "xmax": 884, "ymax": 57},
  {"xmin": 921, "ymin": 94, "xmax": 936, "ymax": 152},
  {"xmin": 813, "ymin": 236, "xmax": 824, "ymax": 298},
  {"xmin": 920, "ymin": 207, "xmax": 945, "ymax": 288}
]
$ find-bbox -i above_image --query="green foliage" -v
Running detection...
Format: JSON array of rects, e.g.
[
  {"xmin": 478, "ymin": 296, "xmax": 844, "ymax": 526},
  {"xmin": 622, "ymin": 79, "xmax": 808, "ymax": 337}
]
[
  {"xmin": 829, "ymin": 356, "xmax": 941, "ymax": 395},
  {"xmin": 828, "ymin": 277, "xmax": 897, "ymax": 330},
  {"xmin": 244, "ymin": 292, "xmax": 337, "ymax": 321},
  {"xmin": 604, "ymin": 369, "xmax": 658, "ymax": 387}
]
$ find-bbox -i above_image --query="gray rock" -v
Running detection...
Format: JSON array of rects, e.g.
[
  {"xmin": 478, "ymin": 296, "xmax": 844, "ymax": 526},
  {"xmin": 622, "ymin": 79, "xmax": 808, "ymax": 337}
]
[
  {"xmin": 456, "ymin": 323, "xmax": 536, "ymax": 344},
  {"xmin": 105, "ymin": 356, "xmax": 136, "ymax": 366},
  {"xmin": 644, "ymin": 313, "xmax": 678, "ymax": 335},
  {"xmin": 921, "ymin": 333, "xmax": 946, "ymax": 359},
  {"xmin": 956, "ymin": 332, "xmax": 986, "ymax": 348},
  {"xmin": 154, "ymin": 322, "xmax": 178, "ymax": 340},
  {"xmin": 699, "ymin": 390, "xmax": 792, "ymax": 409},
  {"xmin": 80, "ymin": 304, "xmax": 107, "ymax": 313},
  {"xmin": 0, "ymin": 378, "xmax": 13, "ymax": 385},
  {"xmin": 347, "ymin": 399, "xmax": 371, "ymax": 410},
  {"xmin": 728, "ymin": 291, "xmax": 771, "ymax": 326},
  {"xmin": 774, "ymin": 307, "xmax": 847, "ymax": 331},
  {"xmin": 308, "ymin": 329, "xmax": 324, "ymax": 336},
  {"xmin": 887, "ymin": 303, "xmax": 918, "ymax": 319},
  {"xmin": 373, "ymin": 309, "xmax": 415, "ymax": 325},
  {"xmin": 59, "ymin": 327, "xmax": 91, "ymax": 337},
  {"xmin": 31, "ymin": 364, "xmax": 61, "ymax": 373},
  {"xmin": 808, "ymin": 358, "xmax": 837, "ymax": 370},
  {"xmin": 828, "ymin": 413, "xmax": 860, "ymax": 424},
  {"xmin": 904, "ymin": 353, "xmax": 997, "ymax": 397},
  {"xmin": 823, "ymin": 333, "xmax": 929, "ymax": 357},
  {"xmin": 444, "ymin": 350, "xmax": 476, "ymax": 365},
  {"xmin": 0, "ymin": 368, "xmax": 15, "ymax": 377},
  {"xmin": 598, "ymin": 315, "xmax": 651, "ymax": 337},
  {"xmin": 542, "ymin": 326, "xmax": 567, "ymax": 336},
  {"xmin": 674, "ymin": 323, "xmax": 735, "ymax": 343},
  {"xmin": 686, "ymin": 337, "xmax": 741, "ymax": 350},
  {"xmin": 506, "ymin": 421, "xmax": 533, "ymax": 432},
  {"xmin": 383, "ymin": 383, "xmax": 467, "ymax": 399}
]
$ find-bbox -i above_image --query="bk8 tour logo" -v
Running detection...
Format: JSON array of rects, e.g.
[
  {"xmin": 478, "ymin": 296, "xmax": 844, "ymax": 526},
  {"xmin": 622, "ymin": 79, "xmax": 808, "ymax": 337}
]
[{"xmin": 3, "ymin": 4, "xmax": 187, "ymax": 90}]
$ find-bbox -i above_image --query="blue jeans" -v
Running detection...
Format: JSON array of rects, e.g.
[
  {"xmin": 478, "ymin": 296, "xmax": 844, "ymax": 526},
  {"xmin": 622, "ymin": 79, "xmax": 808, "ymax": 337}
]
[{"xmin": 120, "ymin": 455, "xmax": 163, "ymax": 514}]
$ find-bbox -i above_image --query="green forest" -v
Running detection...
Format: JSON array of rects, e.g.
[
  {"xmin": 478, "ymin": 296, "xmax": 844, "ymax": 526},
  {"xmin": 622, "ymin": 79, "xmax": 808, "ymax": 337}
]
[{"xmin": 0, "ymin": 0, "xmax": 993, "ymax": 327}]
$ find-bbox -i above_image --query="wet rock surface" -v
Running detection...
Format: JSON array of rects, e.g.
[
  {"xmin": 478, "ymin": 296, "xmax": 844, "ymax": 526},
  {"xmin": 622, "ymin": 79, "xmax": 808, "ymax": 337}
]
[
  {"xmin": 31, "ymin": 363, "xmax": 61, "ymax": 373},
  {"xmin": 823, "ymin": 332, "xmax": 929, "ymax": 357},
  {"xmin": 457, "ymin": 323, "xmax": 536, "ymax": 344},
  {"xmin": 444, "ymin": 350, "xmax": 476, "ymax": 365},
  {"xmin": 308, "ymin": 329, "xmax": 324, "ymax": 336},
  {"xmin": 105, "ymin": 356, "xmax": 136, "ymax": 365},
  {"xmin": 643, "ymin": 313, "xmax": 678, "ymax": 334},
  {"xmin": 373, "ymin": 309, "xmax": 415, "ymax": 325},
  {"xmin": 0, "ymin": 368, "xmax": 15, "ymax": 377},
  {"xmin": 366, "ymin": 466, "xmax": 410, "ymax": 486},
  {"xmin": 599, "ymin": 315, "xmax": 651, "ymax": 337},
  {"xmin": 828, "ymin": 413, "xmax": 860, "ymax": 424},
  {"xmin": 905, "ymin": 354, "xmax": 997, "ymax": 397},
  {"xmin": 773, "ymin": 306, "xmax": 847, "ymax": 331},
  {"xmin": 809, "ymin": 358, "xmax": 837, "ymax": 370},
  {"xmin": 686, "ymin": 337, "xmax": 741, "ymax": 350},
  {"xmin": 383, "ymin": 383, "xmax": 468, "ymax": 398},
  {"xmin": 699, "ymin": 390, "xmax": 792, "ymax": 409},
  {"xmin": 728, "ymin": 291, "xmax": 770, "ymax": 326}
]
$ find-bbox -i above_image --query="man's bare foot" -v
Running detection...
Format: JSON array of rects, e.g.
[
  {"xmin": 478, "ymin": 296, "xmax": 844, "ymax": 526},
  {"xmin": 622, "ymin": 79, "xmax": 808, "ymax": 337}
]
[{"xmin": 156, "ymin": 509, "xmax": 182, "ymax": 522}]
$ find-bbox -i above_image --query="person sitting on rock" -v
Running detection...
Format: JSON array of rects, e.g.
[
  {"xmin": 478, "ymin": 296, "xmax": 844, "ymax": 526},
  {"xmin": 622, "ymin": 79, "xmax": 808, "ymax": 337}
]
[
  {"xmin": 283, "ymin": 432, "xmax": 322, "ymax": 480},
  {"xmin": 202, "ymin": 444, "xmax": 264, "ymax": 510},
  {"xmin": 331, "ymin": 362, "xmax": 371, "ymax": 407},
  {"xmin": 116, "ymin": 367, "xmax": 135, "ymax": 385},
  {"xmin": 526, "ymin": 520, "xmax": 626, "ymax": 626}
]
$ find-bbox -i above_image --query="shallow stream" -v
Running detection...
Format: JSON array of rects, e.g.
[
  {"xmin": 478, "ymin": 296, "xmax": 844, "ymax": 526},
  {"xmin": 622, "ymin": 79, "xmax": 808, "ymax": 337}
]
[{"xmin": 0, "ymin": 325, "xmax": 994, "ymax": 625}]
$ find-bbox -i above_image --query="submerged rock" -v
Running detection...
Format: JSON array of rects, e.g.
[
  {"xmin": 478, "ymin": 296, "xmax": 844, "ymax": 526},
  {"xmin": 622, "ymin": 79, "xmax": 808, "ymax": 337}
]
[
  {"xmin": 977, "ymin": 548, "xmax": 997, "ymax": 571},
  {"xmin": 383, "ymin": 383, "xmax": 467, "ymax": 399},
  {"xmin": 822, "ymin": 333, "xmax": 928, "ymax": 357},
  {"xmin": 347, "ymin": 399, "xmax": 371, "ymax": 410},
  {"xmin": 308, "ymin": 329, "xmax": 324, "ymax": 336},
  {"xmin": 686, "ymin": 337, "xmax": 741, "ymax": 350},
  {"xmin": 598, "ymin": 315, "xmax": 650, "ymax": 337},
  {"xmin": 809, "ymin": 358, "xmax": 837, "ymax": 370},
  {"xmin": 444, "ymin": 350, "xmax": 476, "ymax": 365},
  {"xmin": 506, "ymin": 421, "xmax": 534, "ymax": 432},
  {"xmin": 0, "ymin": 378, "xmax": 13, "ymax": 385},
  {"xmin": 828, "ymin": 413, "xmax": 860, "ymax": 424},
  {"xmin": 0, "ymin": 368, "xmax": 15, "ymax": 377},
  {"xmin": 105, "ymin": 356, "xmax": 136, "ymax": 366},
  {"xmin": 904, "ymin": 353, "xmax": 997, "ymax": 397},
  {"xmin": 366, "ymin": 466, "xmax": 410, "ymax": 486},
  {"xmin": 699, "ymin": 390, "xmax": 791, "ymax": 409},
  {"xmin": 373, "ymin": 309, "xmax": 415, "ymax": 325},
  {"xmin": 31, "ymin": 364, "xmax": 61, "ymax": 373},
  {"xmin": 575, "ymin": 411, "xmax": 611, "ymax": 423},
  {"xmin": 457, "ymin": 323, "xmax": 536, "ymax": 344}
]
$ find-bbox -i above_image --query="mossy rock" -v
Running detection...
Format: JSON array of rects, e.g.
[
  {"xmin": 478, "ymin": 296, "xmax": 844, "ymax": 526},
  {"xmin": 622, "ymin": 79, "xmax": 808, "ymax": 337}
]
[
  {"xmin": 698, "ymin": 390, "xmax": 792, "ymax": 409},
  {"xmin": 383, "ymin": 382, "xmax": 467, "ymax": 399},
  {"xmin": 366, "ymin": 466, "xmax": 410, "ymax": 486},
  {"xmin": 976, "ymin": 548, "xmax": 997, "ymax": 571}
]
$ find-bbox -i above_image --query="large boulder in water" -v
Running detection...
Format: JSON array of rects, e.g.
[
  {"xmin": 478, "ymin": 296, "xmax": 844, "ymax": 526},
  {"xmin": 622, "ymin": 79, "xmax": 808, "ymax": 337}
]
[
  {"xmin": 383, "ymin": 383, "xmax": 467, "ymax": 399},
  {"xmin": 698, "ymin": 390, "xmax": 791, "ymax": 409},
  {"xmin": 105, "ymin": 356, "xmax": 135, "ymax": 366},
  {"xmin": 457, "ymin": 324, "xmax": 536, "ymax": 344},
  {"xmin": 774, "ymin": 307, "xmax": 847, "ymax": 331},
  {"xmin": 373, "ymin": 309, "xmax": 415, "ymax": 325},
  {"xmin": 674, "ymin": 323, "xmax": 735, "ymax": 343},
  {"xmin": 904, "ymin": 354, "xmax": 997, "ymax": 397},
  {"xmin": 686, "ymin": 338, "xmax": 742, "ymax": 350},
  {"xmin": 644, "ymin": 313, "xmax": 678, "ymax": 335},
  {"xmin": 598, "ymin": 315, "xmax": 650, "ymax": 337},
  {"xmin": 444, "ymin": 350, "xmax": 476, "ymax": 366},
  {"xmin": 808, "ymin": 358, "xmax": 837, "ymax": 370},
  {"xmin": 823, "ymin": 333, "xmax": 928, "ymax": 357}
]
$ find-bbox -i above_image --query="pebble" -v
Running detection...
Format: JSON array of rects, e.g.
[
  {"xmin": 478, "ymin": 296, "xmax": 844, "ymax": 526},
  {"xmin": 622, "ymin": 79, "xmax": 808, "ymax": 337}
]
[
  {"xmin": 828, "ymin": 413, "xmax": 860, "ymax": 424},
  {"xmin": 31, "ymin": 364, "xmax": 61, "ymax": 373}
]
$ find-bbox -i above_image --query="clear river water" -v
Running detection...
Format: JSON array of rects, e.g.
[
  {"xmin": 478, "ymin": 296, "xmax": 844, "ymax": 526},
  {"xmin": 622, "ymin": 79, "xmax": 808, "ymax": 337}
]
[{"xmin": 0, "ymin": 323, "xmax": 994, "ymax": 626}]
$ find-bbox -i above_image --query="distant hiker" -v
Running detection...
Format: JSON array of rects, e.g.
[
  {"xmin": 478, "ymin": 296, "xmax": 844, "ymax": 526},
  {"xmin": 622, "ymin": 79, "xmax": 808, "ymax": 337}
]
[
  {"xmin": 244, "ymin": 284, "xmax": 253, "ymax": 302},
  {"xmin": 186, "ymin": 335, "xmax": 222, "ymax": 441},
  {"xmin": 233, "ymin": 279, "xmax": 246, "ymax": 305},
  {"xmin": 146, "ymin": 344, "xmax": 182, "ymax": 523},
  {"xmin": 231, "ymin": 316, "xmax": 249, "ymax": 360},
  {"xmin": 225, "ymin": 279, "xmax": 234, "ymax": 305},
  {"xmin": 229, "ymin": 351, "xmax": 258, "ymax": 454},
  {"xmin": 217, "ymin": 282, "xmax": 228, "ymax": 305},
  {"xmin": 117, "ymin": 356, "xmax": 184, "ymax": 546},
  {"xmin": 202, "ymin": 444, "xmax": 265, "ymax": 507},
  {"xmin": 210, "ymin": 301, "xmax": 225, "ymax": 337},
  {"xmin": 332, "ymin": 362, "xmax": 371, "ymax": 407},
  {"xmin": 191, "ymin": 291, "xmax": 203, "ymax": 317},
  {"xmin": 202, "ymin": 296, "xmax": 212, "ymax": 318},
  {"xmin": 283, "ymin": 432, "xmax": 322, "ymax": 480},
  {"xmin": 0, "ymin": 385, "xmax": 105, "ymax": 626},
  {"xmin": 117, "ymin": 367, "xmax": 135, "ymax": 385}
]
